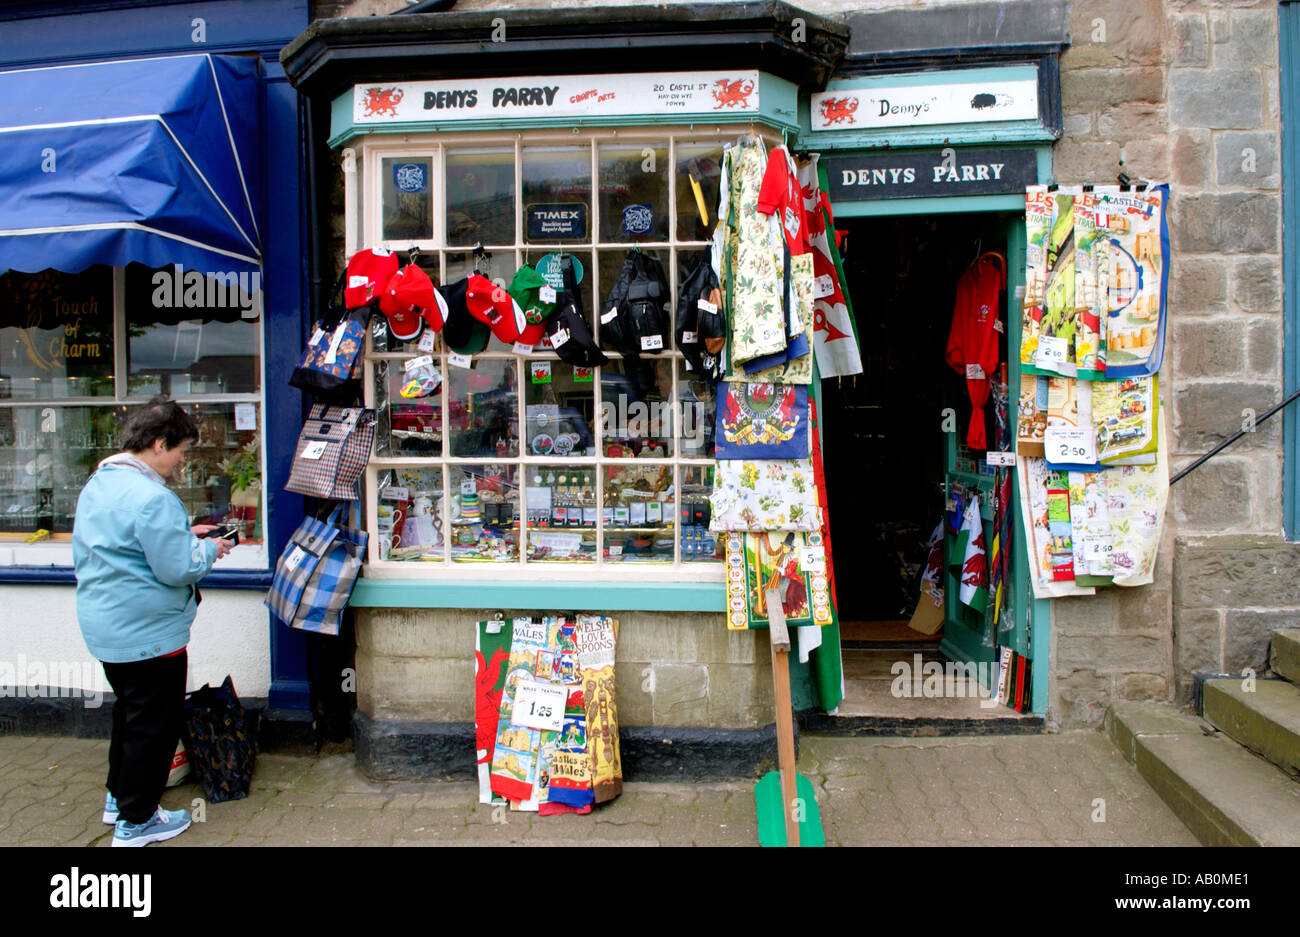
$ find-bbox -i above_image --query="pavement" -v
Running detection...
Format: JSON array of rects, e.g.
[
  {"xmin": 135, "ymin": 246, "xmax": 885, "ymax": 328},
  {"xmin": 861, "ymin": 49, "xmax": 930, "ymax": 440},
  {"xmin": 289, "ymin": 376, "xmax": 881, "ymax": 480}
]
[{"xmin": 0, "ymin": 731, "xmax": 1200, "ymax": 847}]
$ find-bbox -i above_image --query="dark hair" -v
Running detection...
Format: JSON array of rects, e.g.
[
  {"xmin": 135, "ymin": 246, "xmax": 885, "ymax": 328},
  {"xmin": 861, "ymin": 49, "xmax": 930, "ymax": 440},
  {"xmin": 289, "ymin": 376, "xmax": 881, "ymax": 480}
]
[{"xmin": 119, "ymin": 396, "xmax": 200, "ymax": 452}]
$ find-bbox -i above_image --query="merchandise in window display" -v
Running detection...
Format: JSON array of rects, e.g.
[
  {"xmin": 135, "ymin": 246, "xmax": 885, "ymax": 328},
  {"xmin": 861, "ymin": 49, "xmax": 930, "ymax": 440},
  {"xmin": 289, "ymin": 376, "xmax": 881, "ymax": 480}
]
[
  {"xmin": 439, "ymin": 276, "xmax": 492, "ymax": 355},
  {"xmin": 675, "ymin": 246, "xmax": 724, "ymax": 381},
  {"xmin": 709, "ymin": 458, "xmax": 818, "ymax": 533},
  {"xmin": 714, "ymin": 382, "xmax": 809, "ymax": 461},
  {"xmin": 379, "ymin": 260, "xmax": 446, "ymax": 341}
]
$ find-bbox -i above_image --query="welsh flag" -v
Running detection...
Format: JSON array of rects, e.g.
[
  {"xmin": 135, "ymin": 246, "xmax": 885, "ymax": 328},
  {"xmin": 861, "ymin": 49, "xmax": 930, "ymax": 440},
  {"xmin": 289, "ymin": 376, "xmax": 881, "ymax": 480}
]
[
  {"xmin": 798, "ymin": 154, "xmax": 863, "ymax": 378},
  {"xmin": 953, "ymin": 497, "xmax": 988, "ymax": 613}
]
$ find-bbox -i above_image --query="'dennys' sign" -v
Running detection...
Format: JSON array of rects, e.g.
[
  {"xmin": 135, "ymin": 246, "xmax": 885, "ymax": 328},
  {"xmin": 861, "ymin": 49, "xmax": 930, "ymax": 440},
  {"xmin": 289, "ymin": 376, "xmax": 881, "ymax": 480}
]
[{"xmin": 824, "ymin": 149, "xmax": 1037, "ymax": 201}]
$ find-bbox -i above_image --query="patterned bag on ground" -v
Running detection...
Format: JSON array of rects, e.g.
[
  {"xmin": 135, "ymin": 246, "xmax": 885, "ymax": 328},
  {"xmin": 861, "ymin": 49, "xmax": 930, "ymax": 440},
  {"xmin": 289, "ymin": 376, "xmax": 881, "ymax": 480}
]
[
  {"xmin": 266, "ymin": 503, "xmax": 367, "ymax": 635},
  {"xmin": 285, "ymin": 405, "xmax": 376, "ymax": 500},
  {"xmin": 181, "ymin": 676, "xmax": 255, "ymax": 804}
]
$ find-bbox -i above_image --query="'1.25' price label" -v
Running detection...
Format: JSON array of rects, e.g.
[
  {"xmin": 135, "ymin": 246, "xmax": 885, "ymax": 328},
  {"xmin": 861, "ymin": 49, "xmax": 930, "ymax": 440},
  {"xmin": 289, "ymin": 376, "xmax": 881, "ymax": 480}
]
[{"xmin": 509, "ymin": 679, "xmax": 566, "ymax": 732}]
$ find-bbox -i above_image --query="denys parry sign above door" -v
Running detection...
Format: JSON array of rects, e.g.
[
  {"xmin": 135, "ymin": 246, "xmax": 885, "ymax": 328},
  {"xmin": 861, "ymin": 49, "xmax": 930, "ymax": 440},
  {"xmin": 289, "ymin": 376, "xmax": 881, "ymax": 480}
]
[
  {"xmin": 824, "ymin": 149, "xmax": 1038, "ymax": 200},
  {"xmin": 810, "ymin": 68, "xmax": 1039, "ymax": 132},
  {"xmin": 354, "ymin": 71, "xmax": 761, "ymax": 124}
]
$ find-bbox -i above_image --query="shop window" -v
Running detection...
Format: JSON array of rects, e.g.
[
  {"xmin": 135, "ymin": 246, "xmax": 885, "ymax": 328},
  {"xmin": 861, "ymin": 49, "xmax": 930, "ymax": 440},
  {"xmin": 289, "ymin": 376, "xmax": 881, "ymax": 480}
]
[
  {"xmin": 0, "ymin": 266, "xmax": 267, "ymax": 552},
  {"xmin": 361, "ymin": 131, "xmax": 773, "ymax": 573}
]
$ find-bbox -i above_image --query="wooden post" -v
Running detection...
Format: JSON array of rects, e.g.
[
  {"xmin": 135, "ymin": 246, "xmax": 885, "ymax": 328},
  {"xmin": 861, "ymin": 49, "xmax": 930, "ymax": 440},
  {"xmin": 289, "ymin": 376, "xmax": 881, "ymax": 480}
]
[{"xmin": 766, "ymin": 588, "xmax": 799, "ymax": 847}]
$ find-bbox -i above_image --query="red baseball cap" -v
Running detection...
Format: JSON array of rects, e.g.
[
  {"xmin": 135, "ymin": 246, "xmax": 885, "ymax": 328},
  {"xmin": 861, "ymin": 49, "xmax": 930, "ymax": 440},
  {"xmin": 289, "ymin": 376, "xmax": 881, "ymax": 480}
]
[
  {"xmin": 380, "ymin": 264, "xmax": 447, "ymax": 341},
  {"xmin": 344, "ymin": 248, "xmax": 399, "ymax": 309},
  {"xmin": 465, "ymin": 274, "xmax": 528, "ymax": 344}
]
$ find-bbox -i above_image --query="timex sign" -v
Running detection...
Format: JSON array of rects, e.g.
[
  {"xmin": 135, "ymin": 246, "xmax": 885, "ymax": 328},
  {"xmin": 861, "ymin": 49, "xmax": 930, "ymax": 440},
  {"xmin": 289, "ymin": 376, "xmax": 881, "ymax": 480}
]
[{"xmin": 824, "ymin": 149, "xmax": 1037, "ymax": 201}]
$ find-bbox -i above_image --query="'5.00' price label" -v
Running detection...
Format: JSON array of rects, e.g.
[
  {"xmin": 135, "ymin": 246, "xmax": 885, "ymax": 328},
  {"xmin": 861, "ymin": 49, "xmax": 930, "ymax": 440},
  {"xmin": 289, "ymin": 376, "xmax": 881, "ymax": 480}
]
[{"xmin": 510, "ymin": 679, "xmax": 566, "ymax": 732}]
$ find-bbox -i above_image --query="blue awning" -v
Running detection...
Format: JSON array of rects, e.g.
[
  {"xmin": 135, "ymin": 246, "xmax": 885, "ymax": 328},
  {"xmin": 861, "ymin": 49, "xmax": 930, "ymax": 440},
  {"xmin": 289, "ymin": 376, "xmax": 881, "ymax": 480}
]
[{"xmin": 0, "ymin": 54, "xmax": 261, "ymax": 276}]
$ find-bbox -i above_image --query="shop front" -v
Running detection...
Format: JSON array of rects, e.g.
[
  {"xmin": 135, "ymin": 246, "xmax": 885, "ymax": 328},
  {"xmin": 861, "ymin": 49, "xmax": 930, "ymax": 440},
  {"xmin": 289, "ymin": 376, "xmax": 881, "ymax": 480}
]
[{"xmin": 281, "ymin": 0, "xmax": 1182, "ymax": 781}]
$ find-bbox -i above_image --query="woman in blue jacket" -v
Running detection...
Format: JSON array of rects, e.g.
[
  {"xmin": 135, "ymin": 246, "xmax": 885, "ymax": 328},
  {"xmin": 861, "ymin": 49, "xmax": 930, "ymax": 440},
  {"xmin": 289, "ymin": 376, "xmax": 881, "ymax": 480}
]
[{"xmin": 73, "ymin": 397, "xmax": 233, "ymax": 847}]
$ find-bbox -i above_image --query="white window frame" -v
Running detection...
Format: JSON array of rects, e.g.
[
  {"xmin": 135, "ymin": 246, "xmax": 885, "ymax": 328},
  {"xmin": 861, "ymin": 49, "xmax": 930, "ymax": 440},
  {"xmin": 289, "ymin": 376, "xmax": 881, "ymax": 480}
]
[
  {"xmin": 356, "ymin": 126, "xmax": 781, "ymax": 582},
  {"xmin": 0, "ymin": 266, "xmax": 270, "ymax": 570}
]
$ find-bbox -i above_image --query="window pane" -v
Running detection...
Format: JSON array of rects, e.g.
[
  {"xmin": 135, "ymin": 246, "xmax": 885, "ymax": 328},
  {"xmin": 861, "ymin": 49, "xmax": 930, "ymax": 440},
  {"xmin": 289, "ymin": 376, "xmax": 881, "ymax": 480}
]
[
  {"xmin": 446, "ymin": 149, "xmax": 516, "ymax": 247},
  {"xmin": 680, "ymin": 465, "xmax": 720, "ymax": 562},
  {"xmin": 599, "ymin": 357, "xmax": 673, "ymax": 458},
  {"xmin": 450, "ymin": 463, "xmax": 519, "ymax": 562},
  {"xmin": 448, "ymin": 358, "xmax": 519, "ymax": 457},
  {"xmin": 524, "ymin": 361, "xmax": 595, "ymax": 457},
  {"xmin": 378, "ymin": 466, "xmax": 446, "ymax": 562},
  {"xmin": 523, "ymin": 146, "xmax": 591, "ymax": 245},
  {"xmin": 598, "ymin": 144, "xmax": 668, "ymax": 242},
  {"xmin": 676, "ymin": 144, "xmax": 724, "ymax": 241},
  {"xmin": 0, "ymin": 268, "xmax": 115, "ymax": 400},
  {"xmin": 382, "ymin": 156, "xmax": 433, "ymax": 241},
  {"xmin": 602, "ymin": 461, "xmax": 675, "ymax": 564},
  {"xmin": 175, "ymin": 403, "xmax": 264, "ymax": 545},
  {"xmin": 677, "ymin": 361, "xmax": 716, "ymax": 459},
  {"xmin": 124, "ymin": 264, "xmax": 261, "ymax": 396},
  {"xmin": 373, "ymin": 358, "xmax": 442, "ymax": 458},
  {"xmin": 523, "ymin": 463, "xmax": 596, "ymax": 562}
]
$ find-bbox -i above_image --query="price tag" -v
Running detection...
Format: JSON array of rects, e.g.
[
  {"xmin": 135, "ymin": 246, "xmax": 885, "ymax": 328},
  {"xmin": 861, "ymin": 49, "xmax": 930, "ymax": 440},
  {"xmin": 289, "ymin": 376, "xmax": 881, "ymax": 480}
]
[
  {"xmin": 404, "ymin": 354, "xmax": 433, "ymax": 373},
  {"xmin": 1085, "ymin": 539, "xmax": 1113, "ymax": 561},
  {"xmin": 1035, "ymin": 335, "xmax": 1068, "ymax": 367},
  {"xmin": 282, "ymin": 546, "xmax": 307, "ymax": 570},
  {"xmin": 986, "ymin": 451, "xmax": 1016, "ymax": 467},
  {"xmin": 510, "ymin": 679, "xmax": 566, "ymax": 732},
  {"xmin": 323, "ymin": 322, "xmax": 348, "ymax": 365},
  {"xmin": 551, "ymin": 328, "xmax": 571, "ymax": 347},
  {"xmin": 640, "ymin": 334, "xmax": 664, "ymax": 351},
  {"xmin": 1014, "ymin": 285, "xmax": 1026, "ymax": 299},
  {"xmin": 448, "ymin": 352, "xmax": 472, "ymax": 369},
  {"xmin": 965, "ymin": 363, "xmax": 986, "ymax": 380},
  {"xmin": 512, "ymin": 342, "xmax": 533, "ymax": 355},
  {"xmin": 539, "ymin": 285, "xmax": 557, "ymax": 304},
  {"xmin": 813, "ymin": 274, "xmax": 835, "ymax": 299},
  {"xmin": 310, "ymin": 328, "xmax": 326, "ymax": 346},
  {"xmin": 348, "ymin": 275, "xmax": 368, "ymax": 290},
  {"xmin": 993, "ymin": 319, "xmax": 1004, "ymax": 333},
  {"xmin": 698, "ymin": 298, "xmax": 718, "ymax": 314},
  {"xmin": 234, "ymin": 404, "xmax": 256, "ymax": 431},
  {"xmin": 417, "ymin": 331, "xmax": 437, "ymax": 353},
  {"xmin": 601, "ymin": 307, "xmax": 619, "ymax": 324},
  {"xmin": 1050, "ymin": 427, "xmax": 1095, "ymax": 462},
  {"xmin": 609, "ymin": 544, "xmax": 623, "ymax": 556},
  {"xmin": 380, "ymin": 485, "xmax": 410, "ymax": 501},
  {"xmin": 799, "ymin": 546, "xmax": 826, "ymax": 573},
  {"xmin": 301, "ymin": 441, "xmax": 328, "ymax": 460},
  {"xmin": 682, "ymin": 331, "xmax": 698, "ymax": 344},
  {"xmin": 461, "ymin": 478, "xmax": 477, "ymax": 496}
]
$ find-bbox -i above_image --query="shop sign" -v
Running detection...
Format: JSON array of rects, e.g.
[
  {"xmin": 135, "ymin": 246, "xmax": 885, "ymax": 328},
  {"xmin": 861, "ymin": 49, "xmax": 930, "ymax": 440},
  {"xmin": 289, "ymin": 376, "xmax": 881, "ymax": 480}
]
[
  {"xmin": 824, "ymin": 148, "xmax": 1037, "ymax": 200},
  {"xmin": 526, "ymin": 203, "xmax": 587, "ymax": 240},
  {"xmin": 354, "ymin": 71, "xmax": 760, "ymax": 124},
  {"xmin": 810, "ymin": 69, "xmax": 1038, "ymax": 132}
]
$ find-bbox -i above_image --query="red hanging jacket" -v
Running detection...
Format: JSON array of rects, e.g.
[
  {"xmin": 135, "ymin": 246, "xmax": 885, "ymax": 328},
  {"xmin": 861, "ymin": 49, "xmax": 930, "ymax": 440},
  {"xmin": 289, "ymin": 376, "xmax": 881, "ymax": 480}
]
[{"xmin": 945, "ymin": 253, "xmax": 1005, "ymax": 451}]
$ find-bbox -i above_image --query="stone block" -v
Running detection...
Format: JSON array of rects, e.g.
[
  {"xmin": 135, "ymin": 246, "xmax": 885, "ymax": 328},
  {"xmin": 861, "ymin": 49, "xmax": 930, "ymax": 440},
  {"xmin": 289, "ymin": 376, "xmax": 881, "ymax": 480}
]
[
  {"xmin": 1224, "ymin": 610, "xmax": 1300, "ymax": 675},
  {"xmin": 360, "ymin": 608, "xmax": 471, "ymax": 659},
  {"xmin": 617, "ymin": 612, "xmax": 687, "ymax": 663},
  {"xmin": 1232, "ymin": 255, "xmax": 1281, "ymax": 315},
  {"xmin": 1053, "ymin": 668, "xmax": 1115, "ymax": 729},
  {"xmin": 1171, "ymin": 12, "xmax": 1209, "ymax": 67},
  {"xmin": 1210, "ymin": 9, "xmax": 1279, "ymax": 70},
  {"xmin": 1172, "ymin": 607, "xmax": 1223, "ymax": 699},
  {"xmin": 1170, "ymin": 319, "xmax": 1246, "ymax": 377},
  {"xmin": 707, "ymin": 663, "xmax": 773, "ymax": 729},
  {"xmin": 614, "ymin": 660, "xmax": 654, "ymax": 726},
  {"xmin": 1247, "ymin": 454, "xmax": 1283, "ymax": 532},
  {"xmin": 1172, "ymin": 194, "xmax": 1278, "ymax": 255},
  {"xmin": 1054, "ymin": 590, "xmax": 1118, "ymax": 635},
  {"xmin": 1173, "ymin": 381, "xmax": 1280, "ymax": 451},
  {"xmin": 1171, "ymin": 129, "xmax": 1212, "ymax": 188},
  {"xmin": 1062, "ymin": 112, "xmax": 1093, "ymax": 137},
  {"xmin": 1169, "ymin": 69, "xmax": 1263, "ymax": 130},
  {"xmin": 1118, "ymin": 137, "xmax": 1171, "ymax": 180},
  {"xmin": 1120, "ymin": 672, "xmax": 1169, "ymax": 701},
  {"xmin": 1215, "ymin": 131, "xmax": 1279, "ymax": 188},
  {"xmin": 1099, "ymin": 102, "xmax": 1168, "ymax": 139},
  {"xmin": 362, "ymin": 654, "xmax": 474, "ymax": 722},
  {"xmin": 1248, "ymin": 319, "xmax": 1281, "ymax": 377},
  {"xmin": 649, "ymin": 662, "xmax": 710, "ymax": 727},
  {"xmin": 1169, "ymin": 458, "xmax": 1251, "ymax": 530},
  {"xmin": 1174, "ymin": 535, "xmax": 1300, "ymax": 609},
  {"xmin": 1115, "ymin": 573, "xmax": 1172, "ymax": 633},
  {"xmin": 1065, "ymin": 0, "xmax": 1165, "ymax": 69},
  {"xmin": 1061, "ymin": 67, "xmax": 1164, "ymax": 109},
  {"xmin": 1058, "ymin": 634, "xmax": 1164, "ymax": 673},
  {"xmin": 1169, "ymin": 255, "xmax": 1227, "ymax": 314},
  {"xmin": 694, "ymin": 621, "xmax": 758, "ymax": 664},
  {"xmin": 1052, "ymin": 139, "xmax": 1121, "ymax": 185}
]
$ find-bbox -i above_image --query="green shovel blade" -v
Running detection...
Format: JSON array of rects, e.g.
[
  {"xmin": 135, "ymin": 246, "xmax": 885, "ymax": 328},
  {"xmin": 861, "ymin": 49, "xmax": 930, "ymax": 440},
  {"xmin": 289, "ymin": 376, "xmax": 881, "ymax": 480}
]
[{"xmin": 755, "ymin": 771, "xmax": 824, "ymax": 847}]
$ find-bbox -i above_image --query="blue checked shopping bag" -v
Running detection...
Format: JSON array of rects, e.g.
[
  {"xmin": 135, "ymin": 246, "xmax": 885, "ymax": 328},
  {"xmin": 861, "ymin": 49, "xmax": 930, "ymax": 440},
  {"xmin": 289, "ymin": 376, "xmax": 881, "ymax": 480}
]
[{"xmin": 266, "ymin": 503, "xmax": 367, "ymax": 636}]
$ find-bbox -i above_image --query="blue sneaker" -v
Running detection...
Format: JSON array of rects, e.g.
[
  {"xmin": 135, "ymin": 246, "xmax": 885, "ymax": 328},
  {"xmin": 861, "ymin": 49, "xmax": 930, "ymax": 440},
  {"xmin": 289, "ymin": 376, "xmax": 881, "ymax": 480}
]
[
  {"xmin": 112, "ymin": 807, "xmax": 191, "ymax": 847},
  {"xmin": 102, "ymin": 792, "xmax": 118, "ymax": 825}
]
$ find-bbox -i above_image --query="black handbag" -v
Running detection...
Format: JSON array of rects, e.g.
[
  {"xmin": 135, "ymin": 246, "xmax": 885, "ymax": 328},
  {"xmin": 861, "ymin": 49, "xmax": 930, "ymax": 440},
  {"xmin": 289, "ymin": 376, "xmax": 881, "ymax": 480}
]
[
  {"xmin": 181, "ymin": 675, "xmax": 255, "ymax": 804},
  {"xmin": 601, "ymin": 250, "xmax": 671, "ymax": 356},
  {"xmin": 675, "ymin": 247, "xmax": 723, "ymax": 380}
]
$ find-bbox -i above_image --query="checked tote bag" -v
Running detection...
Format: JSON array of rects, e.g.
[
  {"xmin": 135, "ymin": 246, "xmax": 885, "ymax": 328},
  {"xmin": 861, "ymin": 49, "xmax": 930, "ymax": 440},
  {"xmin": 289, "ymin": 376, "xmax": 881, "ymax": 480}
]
[
  {"xmin": 266, "ymin": 503, "xmax": 367, "ymax": 636},
  {"xmin": 285, "ymin": 405, "xmax": 376, "ymax": 501}
]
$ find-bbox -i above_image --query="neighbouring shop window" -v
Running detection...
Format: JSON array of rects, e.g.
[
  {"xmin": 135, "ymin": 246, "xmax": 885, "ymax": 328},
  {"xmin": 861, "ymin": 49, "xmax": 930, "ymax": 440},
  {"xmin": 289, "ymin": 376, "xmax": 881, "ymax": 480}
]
[
  {"xmin": 0, "ymin": 266, "xmax": 266, "ymax": 545},
  {"xmin": 363, "ymin": 130, "xmax": 769, "ymax": 569}
]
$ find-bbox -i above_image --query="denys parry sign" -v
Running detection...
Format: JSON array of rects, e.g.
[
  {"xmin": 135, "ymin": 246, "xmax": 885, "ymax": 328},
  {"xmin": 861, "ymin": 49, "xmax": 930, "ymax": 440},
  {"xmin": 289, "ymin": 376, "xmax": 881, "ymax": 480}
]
[
  {"xmin": 355, "ymin": 71, "xmax": 760, "ymax": 124},
  {"xmin": 824, "ymin": 149, "xmax": 1037, "ymax": 200},
  {"xmin": 811, "ymin": 69, "xmax": 1039, "ymax": 131}
]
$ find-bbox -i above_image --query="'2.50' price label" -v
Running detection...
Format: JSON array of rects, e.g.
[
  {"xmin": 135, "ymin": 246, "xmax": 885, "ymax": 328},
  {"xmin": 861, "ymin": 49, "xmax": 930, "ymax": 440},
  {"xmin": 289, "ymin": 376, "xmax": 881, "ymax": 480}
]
[{"xmin": 509, "ymin": 679, "xmax": 566, "ymax": 732}]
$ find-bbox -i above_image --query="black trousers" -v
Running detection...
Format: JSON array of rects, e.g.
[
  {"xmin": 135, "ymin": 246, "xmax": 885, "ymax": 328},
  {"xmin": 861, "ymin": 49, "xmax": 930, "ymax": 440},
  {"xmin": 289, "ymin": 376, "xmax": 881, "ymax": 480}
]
[{"xmin": 102, "ymin": 651, "xmax": 187, "ymax": 824}]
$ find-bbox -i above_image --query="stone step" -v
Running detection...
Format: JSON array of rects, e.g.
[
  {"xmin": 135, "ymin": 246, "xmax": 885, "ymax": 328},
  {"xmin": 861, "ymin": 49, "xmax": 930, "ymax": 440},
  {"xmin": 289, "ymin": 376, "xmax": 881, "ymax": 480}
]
[
  {"xmin": 1106, "ymin": 703, "xmax": 1300, "ymax": 846},
  {"xmin": 1202, "ymin": 678, "xmax": 1300, "ymax": 778},
  {"xmin": 1273, "ymin": 629, "xmax": 1300, "ymax": 685}
]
